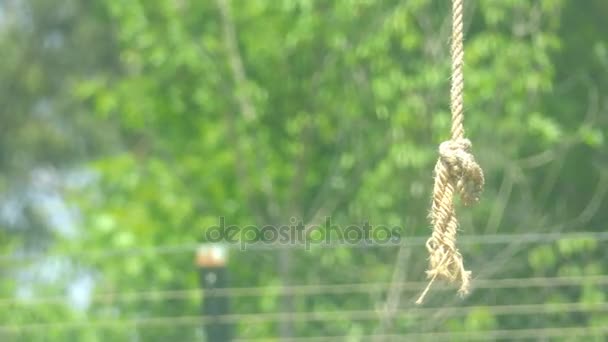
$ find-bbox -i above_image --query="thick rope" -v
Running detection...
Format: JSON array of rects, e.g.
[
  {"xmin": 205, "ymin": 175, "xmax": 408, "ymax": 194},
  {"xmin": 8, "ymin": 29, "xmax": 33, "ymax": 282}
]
[{"xmin": 416, "ymin": 0, "xmax": 484, "ymax": 305}]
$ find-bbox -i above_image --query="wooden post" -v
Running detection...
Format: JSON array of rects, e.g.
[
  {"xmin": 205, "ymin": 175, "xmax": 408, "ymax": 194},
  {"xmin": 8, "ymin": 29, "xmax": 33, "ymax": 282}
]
[{"xmin": 197, "ymin": 244, "xmax": 231, "ymax": 342}]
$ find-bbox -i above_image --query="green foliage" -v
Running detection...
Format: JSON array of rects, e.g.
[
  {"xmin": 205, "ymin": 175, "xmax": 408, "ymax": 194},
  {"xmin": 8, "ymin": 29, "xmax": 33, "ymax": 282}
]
[{"xmin": 1, "ymin": 0, "xmax": 608, "ymax": 340}]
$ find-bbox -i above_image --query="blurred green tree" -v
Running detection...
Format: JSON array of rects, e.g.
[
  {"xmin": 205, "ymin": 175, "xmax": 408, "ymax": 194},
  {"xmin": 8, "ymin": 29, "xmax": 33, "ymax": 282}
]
[{"xmin": 1, "ymin": 0, "xmax": 607, "ymax": 340}]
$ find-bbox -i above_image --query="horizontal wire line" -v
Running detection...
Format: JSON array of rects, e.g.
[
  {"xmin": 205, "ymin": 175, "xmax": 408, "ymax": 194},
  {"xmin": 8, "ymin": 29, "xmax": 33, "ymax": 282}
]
[
  {"xmin": 234, "ymin": 326, "xmax": 608, "ymax": 342},
  {"xmin": 4, "ymin": 301, "xmax": 608, "ymax": 333},
  {"xmin": 2, "ymin": 230, "xmax": 606, "ymax": 263},
  {"xmin": 2, "ymin": 274, "xmax": 608, "ymax": 307}
]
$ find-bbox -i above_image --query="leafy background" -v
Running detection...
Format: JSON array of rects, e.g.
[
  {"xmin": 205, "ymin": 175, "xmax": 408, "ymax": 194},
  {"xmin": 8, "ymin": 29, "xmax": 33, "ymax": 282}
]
[{"xmin": 1, "ymin": 0, "xmax": 607, "ymax": 340}]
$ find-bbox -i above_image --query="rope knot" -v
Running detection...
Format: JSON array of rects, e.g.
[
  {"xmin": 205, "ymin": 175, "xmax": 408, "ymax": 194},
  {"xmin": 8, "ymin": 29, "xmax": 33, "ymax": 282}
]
[
  {"xmin": 438, "ymin": 138, "xmax": 484, "ymax": 206},
  {"xmin": 415, "ymin": 138, "xmax": 484, "ymax": 305}
]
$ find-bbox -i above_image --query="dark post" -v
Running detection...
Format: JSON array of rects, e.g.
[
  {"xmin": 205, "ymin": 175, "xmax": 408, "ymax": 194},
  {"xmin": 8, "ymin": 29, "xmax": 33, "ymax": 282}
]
[{"xmin": 197, "ymin": 244, "xmax": 231, "ymax": 342}]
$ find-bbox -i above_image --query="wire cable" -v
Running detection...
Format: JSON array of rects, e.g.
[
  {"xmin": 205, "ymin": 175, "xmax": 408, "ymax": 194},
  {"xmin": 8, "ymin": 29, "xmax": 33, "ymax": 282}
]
[
  {"xmin": 2, "ymin": 274, "xmax": 608, "ymax": 307},
  {"xmin": 3, "ymin": 301, "xmax": 608, "ymax": 333},
  {"xmin": 2, "ymin": 230, "xmax": 606, "ymax": 263}
]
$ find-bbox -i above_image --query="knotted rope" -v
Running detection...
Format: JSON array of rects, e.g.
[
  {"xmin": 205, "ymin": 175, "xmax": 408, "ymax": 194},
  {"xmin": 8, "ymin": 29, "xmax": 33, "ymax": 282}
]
[{"xmin": 416, "ymin": 0, "xmax": 484, "ymax": 305}]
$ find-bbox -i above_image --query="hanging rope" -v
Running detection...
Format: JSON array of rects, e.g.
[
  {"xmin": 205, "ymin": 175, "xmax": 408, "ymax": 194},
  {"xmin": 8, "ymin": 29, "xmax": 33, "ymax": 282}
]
[{"xmin": 416, "ymin": 0, "xmax": 484, "ymax": 305}]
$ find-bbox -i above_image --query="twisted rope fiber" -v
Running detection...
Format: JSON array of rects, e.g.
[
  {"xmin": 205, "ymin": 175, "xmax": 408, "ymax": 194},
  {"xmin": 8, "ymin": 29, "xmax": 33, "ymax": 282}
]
[{"xmin": 416, "ymin": 0, "xmax": 484, "ymax": 304}]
